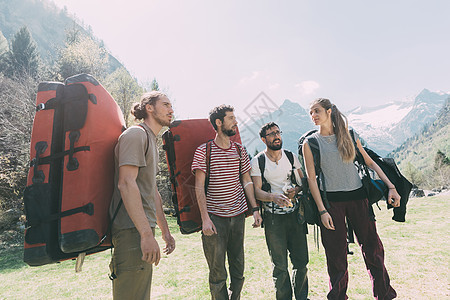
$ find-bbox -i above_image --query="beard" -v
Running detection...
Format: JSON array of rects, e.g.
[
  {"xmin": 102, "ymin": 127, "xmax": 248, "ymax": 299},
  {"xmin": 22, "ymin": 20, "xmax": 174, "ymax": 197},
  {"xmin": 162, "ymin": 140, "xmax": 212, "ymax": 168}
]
[
  {"xmin": 152, "ymin": 111, "xmax": 171, "ymax": 127},
  {"xmin": 267, "ymin": 139, "xmax": 282, "ymax": 150},
  {"xmin": 222, "ymin": 127, "xmax": 236, "ymax": 137}
]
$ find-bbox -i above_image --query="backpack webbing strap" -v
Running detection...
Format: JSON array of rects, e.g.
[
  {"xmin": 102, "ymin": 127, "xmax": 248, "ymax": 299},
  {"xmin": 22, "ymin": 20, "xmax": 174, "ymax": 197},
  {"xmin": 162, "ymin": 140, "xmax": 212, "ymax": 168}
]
[
  {"xmin": 205, "ymin": 140, "xmax": 213, "ymax": 193},
  {"xmin": 25, "ymin": 203, "xmax": 94, "ymax": 228},
  {"xmin": 307, "ymin": 137, "xmax": 330, "ymax": 209},
  {"xmin": 283, "ymin": 150, "xmax": 299, "ymax": 186},
  {"xmin": 349, "ymin": 130, "xmax": 380, "ymax": 213},
  {"xmin": 138, "ymin": 124, "xmax": 150, "ymax": 156},
  {"xmin": 257, "ymin": 154, "xmax": 268, "ymax": 190},
  {"xmin": 256, "ymin": 153, "xmax": 270, "ymax": 223}
]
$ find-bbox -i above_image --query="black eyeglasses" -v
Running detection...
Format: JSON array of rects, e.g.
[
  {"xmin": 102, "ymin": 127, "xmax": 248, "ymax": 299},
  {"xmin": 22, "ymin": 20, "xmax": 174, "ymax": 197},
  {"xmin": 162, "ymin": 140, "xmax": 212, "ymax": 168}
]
[{"xmin": 265, "ymin": 130, "xmax": 282, "ymax": 138}]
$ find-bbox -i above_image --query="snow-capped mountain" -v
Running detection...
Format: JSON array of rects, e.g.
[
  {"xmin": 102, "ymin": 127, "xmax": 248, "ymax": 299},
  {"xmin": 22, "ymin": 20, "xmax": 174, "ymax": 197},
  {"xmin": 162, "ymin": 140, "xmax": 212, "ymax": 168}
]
[
  {"xmin": 347, "ymin": 89, "xmax": 449, "ymax": 155},
  {"xmin": 240, "ymin": 89, "xmax": 449, "ymax": 157}
]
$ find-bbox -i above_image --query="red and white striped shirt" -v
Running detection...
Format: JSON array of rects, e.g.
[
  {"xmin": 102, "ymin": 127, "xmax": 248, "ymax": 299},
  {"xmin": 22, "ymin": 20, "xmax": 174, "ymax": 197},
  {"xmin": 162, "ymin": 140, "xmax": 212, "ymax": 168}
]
[{"xmin": 191, "ymin": 141, "xmax": 251, "ymax": 217}]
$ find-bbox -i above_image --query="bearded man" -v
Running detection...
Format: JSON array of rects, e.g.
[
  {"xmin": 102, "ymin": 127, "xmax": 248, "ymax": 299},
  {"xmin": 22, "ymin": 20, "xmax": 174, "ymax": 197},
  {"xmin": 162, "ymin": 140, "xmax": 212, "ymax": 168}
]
[
  {"xmin": 192, "ymin": 105, "xmax": 262, "ymax": 300},
  {"xmin": 250, "ymin": 122, "xmax": 309, "ymax": 300},
  {"xmin": 109, "ymin": 91, "xmax": 176, "ymax": 299}
]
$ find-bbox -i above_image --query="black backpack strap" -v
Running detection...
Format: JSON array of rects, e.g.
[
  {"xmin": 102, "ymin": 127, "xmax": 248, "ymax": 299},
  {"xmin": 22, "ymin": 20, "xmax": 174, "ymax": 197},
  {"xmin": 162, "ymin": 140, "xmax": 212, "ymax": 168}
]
[
  {"xmin": 284, "ymin": 149, "xmax": 294, "ymax": 166},
  {"xmin": 306, "ymin": 137, "xmax": 330, "ymax": 209},
  {"xmin": 204, "ymin": 140, "xmax": 214, "ymax": 193},
  {"xmin": 234, "ymin": 141, "xmax": 243, "ymax": 174},
  {"xmin": 257, "ymin": 153, "xmax": 267, "ymax": 187},
  {"xmin": 138, "ymin": 124, "xmax": 150, "ymax": 156},
  {"xmin": 283, "ymin": 149, "xmax": 298, "ymax": 185}
]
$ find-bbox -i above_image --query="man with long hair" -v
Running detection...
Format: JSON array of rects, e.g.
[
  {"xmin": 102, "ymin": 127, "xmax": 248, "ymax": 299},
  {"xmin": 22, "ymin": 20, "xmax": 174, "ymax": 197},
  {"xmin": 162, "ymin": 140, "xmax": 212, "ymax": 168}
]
[{"xmin": 109, "ymin": 91, "xmax": 176, "ymax": 299}]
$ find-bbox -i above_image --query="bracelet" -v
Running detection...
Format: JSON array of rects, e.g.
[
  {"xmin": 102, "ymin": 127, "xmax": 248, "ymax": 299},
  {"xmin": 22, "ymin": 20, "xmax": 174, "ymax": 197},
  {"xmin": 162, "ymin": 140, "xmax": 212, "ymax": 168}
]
[
  {"xmin": 243, "ymin": 182, "xmax": 254, "ymax": 189},
  {"xmin": 319, "ymin": 209, "xmax": 328, "ymax": 216},
  {"xmin": 388, "ymin": 187, "xmax": 396, "ymax": 190},
  {"xmin": 251, "ymin": 206, "xmax": 259, "ymax": 213}
]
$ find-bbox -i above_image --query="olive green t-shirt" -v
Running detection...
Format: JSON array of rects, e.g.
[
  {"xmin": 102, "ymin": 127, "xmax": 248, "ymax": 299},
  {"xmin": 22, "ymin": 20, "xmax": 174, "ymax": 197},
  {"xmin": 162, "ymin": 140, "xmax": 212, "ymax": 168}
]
[{"xmin": 109, "ymin": 123, "xmax": 159, "ymax": 230}]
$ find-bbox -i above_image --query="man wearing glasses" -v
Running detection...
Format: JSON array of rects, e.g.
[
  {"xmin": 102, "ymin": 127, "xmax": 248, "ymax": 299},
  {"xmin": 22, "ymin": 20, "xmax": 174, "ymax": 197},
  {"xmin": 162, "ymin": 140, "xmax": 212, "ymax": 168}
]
[{"xmin": 250, "ymin": 122, "xmax": 309, "ymax": 300}]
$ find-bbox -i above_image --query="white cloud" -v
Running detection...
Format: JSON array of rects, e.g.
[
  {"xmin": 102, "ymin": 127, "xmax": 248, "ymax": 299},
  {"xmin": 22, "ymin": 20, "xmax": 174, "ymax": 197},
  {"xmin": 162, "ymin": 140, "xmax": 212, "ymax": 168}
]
[
  {"xmin": 295, "ymin": 80, "xmax": 320, "ymax": 95},
  {"xmin": 239, "ymin": 71, "xmax": 260, "ymax": 85}
]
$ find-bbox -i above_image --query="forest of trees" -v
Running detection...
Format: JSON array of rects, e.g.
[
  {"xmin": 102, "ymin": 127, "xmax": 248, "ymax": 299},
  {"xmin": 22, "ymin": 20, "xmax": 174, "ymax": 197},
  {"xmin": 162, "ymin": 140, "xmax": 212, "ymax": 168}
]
[{"xmin": 0, "ymin": 25, "xmax": 172, "ymax": 214}]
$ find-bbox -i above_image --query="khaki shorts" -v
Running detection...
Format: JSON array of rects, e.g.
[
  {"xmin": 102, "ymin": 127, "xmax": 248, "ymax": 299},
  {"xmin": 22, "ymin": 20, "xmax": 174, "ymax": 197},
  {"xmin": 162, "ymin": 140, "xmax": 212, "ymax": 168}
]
[{"xmin": 109, "ymin": 227, "xmax": 155, "ymax": 300}]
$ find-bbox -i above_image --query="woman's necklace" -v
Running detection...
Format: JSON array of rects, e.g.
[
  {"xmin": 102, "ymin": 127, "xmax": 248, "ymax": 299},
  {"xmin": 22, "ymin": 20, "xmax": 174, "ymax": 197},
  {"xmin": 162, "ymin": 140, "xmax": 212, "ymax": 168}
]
[
  {"xmin": 266, "ymin": 151, "xmax": 282, "ymax": 165},
  {"xmin": 323, "ymin": 135, "xmax": 335, "ymax": 144}
]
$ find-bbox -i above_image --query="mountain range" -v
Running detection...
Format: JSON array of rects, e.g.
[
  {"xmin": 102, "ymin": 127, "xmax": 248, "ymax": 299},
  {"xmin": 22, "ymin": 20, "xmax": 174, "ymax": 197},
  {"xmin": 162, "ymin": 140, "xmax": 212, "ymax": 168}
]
[
  {"xmin": 240, "ymin": 89, "xmax": 450, "ymax": 158},
  {"xmin": 389, "ymin": 98, "xmax": 449, "ymax": 173}
]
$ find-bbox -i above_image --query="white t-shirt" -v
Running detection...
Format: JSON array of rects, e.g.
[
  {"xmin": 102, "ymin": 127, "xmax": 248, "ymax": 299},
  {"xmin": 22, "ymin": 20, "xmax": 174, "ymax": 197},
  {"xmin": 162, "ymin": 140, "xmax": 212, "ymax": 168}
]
[{"xmin": 250, "ymin": 150, "xmax": 302, "ymax": 214}]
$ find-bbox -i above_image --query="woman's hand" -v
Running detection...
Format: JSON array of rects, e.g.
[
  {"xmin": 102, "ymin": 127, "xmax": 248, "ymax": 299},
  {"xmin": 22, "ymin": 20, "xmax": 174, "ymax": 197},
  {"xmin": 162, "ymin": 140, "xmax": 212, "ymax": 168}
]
[
  {"xmin": 321, "ymin": 212, "xmax": 335, "ymax": 230},
  {"xmin": 387, "ymin": 188, "xmax": 401, "ymax": 207}
]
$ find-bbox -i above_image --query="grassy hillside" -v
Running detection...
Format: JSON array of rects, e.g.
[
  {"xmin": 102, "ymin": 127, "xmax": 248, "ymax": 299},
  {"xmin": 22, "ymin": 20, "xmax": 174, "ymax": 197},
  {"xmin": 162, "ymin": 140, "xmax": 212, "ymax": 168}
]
[
  {"xmin": 390, "ymin": 99, "xmax": 449, "ymax": 178},
  {"xmin": 1, "ymin": 194, "xmax": 448, "ymax": 299}
]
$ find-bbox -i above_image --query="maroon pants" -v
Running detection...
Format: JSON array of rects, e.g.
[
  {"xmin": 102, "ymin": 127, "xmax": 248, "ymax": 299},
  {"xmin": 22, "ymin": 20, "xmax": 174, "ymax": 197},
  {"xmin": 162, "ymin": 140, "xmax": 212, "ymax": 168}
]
[{"xmin": 320, "ymin": 198, "xmax": 397, "ymax": 300}]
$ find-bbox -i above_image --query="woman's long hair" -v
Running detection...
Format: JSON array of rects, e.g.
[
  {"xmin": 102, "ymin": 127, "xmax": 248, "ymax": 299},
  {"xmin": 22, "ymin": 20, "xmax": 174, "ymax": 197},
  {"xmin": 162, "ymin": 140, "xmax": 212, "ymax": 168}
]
[{"xmin": 311, "ymin": 98, "xmax": 355, "ymax": 162}]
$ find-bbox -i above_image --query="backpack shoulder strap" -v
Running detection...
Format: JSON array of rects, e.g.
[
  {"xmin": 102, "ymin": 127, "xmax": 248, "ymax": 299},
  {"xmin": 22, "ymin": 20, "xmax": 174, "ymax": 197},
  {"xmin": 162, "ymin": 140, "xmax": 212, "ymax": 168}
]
[
  {"xmin": 307, "ymin": 137, "xmax": 321, "ymax": 175},
  {"xmin": 284, "ymin": 149, "xmax": 299, "ymax": 186},
  {"xmin": 233, "ymin": 141, "xmax": 243, "ymax": 174},
  {"xmin": 111, "ymin": 125, "xmax": 149, "ymax": 227},
  {"xmin": 257, "ymin": 152, "xmax": 266, "ymax": 180},
  {"xmin": 284, "ymin": 149, "xmax": 294, "ymax": 168},
  {"xmin": 137, "ymin": 124, "xmax": 150, "ymax": 156},
  {"xmin": 205, "ymin": 140, "xmax": 213, "ymax": 192},
  {"xmin": 305, "ymin": 136, "xmax": 330, "ymax": 209}
]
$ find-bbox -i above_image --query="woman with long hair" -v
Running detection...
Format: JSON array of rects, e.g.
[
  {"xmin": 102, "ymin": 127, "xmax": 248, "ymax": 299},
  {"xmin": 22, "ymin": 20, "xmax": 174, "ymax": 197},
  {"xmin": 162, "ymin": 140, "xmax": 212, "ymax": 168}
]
[{"xmin": 302, "ymin": 98, "xmax": 400, "ymax": 300}]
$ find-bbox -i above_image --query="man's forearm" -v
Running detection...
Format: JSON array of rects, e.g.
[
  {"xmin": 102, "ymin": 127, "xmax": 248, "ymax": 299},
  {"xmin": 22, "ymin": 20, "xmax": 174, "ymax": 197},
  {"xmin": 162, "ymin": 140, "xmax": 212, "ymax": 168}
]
[
  {"xmin": 195, "ymin": 187, "xmax": 210, "ymax": 221},
  {"xmin": 254, "ymin": 187, "xmax": 274, "ymax": 202},
  {"xmin": 154, "ymin": 190, "xmax": 171, "ymax": 236}
]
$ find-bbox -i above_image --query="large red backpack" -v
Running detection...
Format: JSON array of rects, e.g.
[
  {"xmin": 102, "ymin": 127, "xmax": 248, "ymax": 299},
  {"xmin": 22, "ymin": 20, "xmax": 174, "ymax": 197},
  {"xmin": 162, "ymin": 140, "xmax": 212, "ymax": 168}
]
[
  {"xmin": 23, "ymin": 74, "xmax": 125, "ymax": 266},
  {"xmin": 162, "ymin": 119, "xmax": 248, "ymax": 234}
]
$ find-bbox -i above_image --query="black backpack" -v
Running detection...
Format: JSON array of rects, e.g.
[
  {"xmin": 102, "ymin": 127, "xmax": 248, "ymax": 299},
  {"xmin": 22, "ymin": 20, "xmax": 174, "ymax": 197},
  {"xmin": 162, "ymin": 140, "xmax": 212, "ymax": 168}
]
[
  {"xmin": 298, "ymin": 129, "xmax": 412, "ymax": 223},
  {"xmin": 297, "ymin": 130, "xmax": 327, "ymax": 225}
]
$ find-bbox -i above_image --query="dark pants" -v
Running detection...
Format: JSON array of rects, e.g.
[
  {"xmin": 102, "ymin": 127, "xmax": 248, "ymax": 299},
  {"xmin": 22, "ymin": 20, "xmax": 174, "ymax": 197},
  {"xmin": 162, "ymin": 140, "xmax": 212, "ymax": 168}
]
[
  {"xmin": 320, "ymin": 198, "xmax": 397, "ymax": 300},
  {"xmin": 264, "ymin": 210, "xmax": 309, "ymax": 300},
  {"xmin": 202, "ymin": 213, "xmax": 245, "ymax": 300}
]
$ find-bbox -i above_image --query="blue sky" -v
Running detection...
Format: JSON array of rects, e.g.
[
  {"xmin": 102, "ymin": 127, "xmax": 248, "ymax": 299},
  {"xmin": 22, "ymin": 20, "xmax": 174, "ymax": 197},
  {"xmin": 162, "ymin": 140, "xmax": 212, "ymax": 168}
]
[{"xmin": 53, "ymin": 0, "xmax": 450, "ymax": 119}]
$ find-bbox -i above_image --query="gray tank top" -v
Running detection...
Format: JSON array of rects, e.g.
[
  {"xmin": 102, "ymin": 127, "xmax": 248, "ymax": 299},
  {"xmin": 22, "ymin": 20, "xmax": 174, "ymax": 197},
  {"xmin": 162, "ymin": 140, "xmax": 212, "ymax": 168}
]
[{"xmin": 309, "ymin": 132, "xmax": 362, "ymax": 192}]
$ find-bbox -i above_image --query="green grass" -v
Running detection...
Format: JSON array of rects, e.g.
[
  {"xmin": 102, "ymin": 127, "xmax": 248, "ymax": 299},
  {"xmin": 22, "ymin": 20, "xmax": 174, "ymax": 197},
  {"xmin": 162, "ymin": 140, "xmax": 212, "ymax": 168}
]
[{"xmin": 0, "ymin": 194, "xmax": 449, "ymax": 299}]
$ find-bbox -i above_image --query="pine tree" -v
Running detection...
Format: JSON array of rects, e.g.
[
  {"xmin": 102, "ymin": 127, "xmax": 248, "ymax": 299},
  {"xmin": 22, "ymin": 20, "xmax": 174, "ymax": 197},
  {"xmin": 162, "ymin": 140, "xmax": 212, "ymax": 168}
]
[
  {"xmin": 434, "ymin": 150, "xmax": 449, "ymax": 170},
  {"xmin": 1, "ymin": 26, "xmax": 41, "ymax": 79},
  {"xmin": 150, "ymin": 78, "xmax": 160, "ymax": 91}
]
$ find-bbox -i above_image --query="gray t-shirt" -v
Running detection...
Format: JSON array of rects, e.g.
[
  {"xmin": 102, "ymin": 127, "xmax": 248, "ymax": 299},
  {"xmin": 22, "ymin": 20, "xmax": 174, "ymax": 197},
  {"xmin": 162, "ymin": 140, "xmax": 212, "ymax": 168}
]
[
  {"xmin": 307, "ymin": 132, "xmax": 362, "ymax": 192},
  {"xmin": 109, "ymin": 123, "xmax": 159, "ymax": 230}
]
